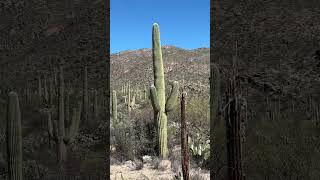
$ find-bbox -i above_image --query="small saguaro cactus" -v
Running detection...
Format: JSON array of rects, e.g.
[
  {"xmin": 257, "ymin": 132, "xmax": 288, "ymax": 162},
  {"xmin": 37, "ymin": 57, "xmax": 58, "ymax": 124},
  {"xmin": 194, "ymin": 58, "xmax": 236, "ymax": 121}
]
[
  {"xmin": 112, "ymin": 90, "xmax": 117, "ymax": 122},
  {"xmin": 93, "ymin": 89, "xmax": 99, "ymax": 119},
  {"xmin": 38, "ymin": 75, "xmax": 42, "ymax": 102},
  {"xmin": 127, "ymin": 84, "xmax": 131, "ymax": 112},
  {"xmin": 131, "ymin": 95, "xmax": 135, "ymax": 107},
  {"xmin": 7, "ymin": 91, "xmax": 23, "ymax": 180},
  {"xmin": 44, "ymin": 75, "xmax": 49, "ymax": 103},
  {"xmin": 150, "ymin": 23, "xmax": 179, "ymax": 159},
  {"xmin": 143, "ymin": 84, "xmax": 147, "ymax": 100},
  {"xmin": 49, "ymin": 77, "xmax": 54, "ymax": 105}
]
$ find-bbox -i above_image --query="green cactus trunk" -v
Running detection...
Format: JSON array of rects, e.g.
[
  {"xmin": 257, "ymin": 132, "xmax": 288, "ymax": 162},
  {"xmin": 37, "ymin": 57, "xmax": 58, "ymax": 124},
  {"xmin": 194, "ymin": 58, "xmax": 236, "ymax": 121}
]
[
  {"xmin": 112, "ymin": 90, "xmax": 117, "ymax": 122},
  {"xmin": 65, "ymin": 91, "xmax": 70, "ymax": 126},
  {"xmin": 131, "ymin": 95, "xmax": 135, "ymax": 107},
  {"xmin": 150, "ymin": 23, "xmax": 179, "ymax": 159},
  {"xmin": 7, "ymin": 92, "xmax": 23, "ymax": 180},
  {"xmin": 144, "ymin": 85, "xmax": 147, "ymax": 100},
  {"xmin": 128, "ymin": 84, "xmax": 131, "ymax": 112}
]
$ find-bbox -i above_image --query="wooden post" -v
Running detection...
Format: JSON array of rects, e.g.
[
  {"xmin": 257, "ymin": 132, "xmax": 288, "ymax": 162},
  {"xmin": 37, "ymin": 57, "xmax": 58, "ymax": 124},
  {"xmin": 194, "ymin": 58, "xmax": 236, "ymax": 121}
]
[{"xmin": 181, "ymin": 90, "xmax": 189, "ymax": 180}]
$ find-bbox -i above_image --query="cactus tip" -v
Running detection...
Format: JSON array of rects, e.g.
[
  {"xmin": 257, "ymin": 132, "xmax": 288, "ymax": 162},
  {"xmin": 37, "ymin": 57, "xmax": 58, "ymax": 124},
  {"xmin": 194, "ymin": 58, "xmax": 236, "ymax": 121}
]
[{"xmin": 8, "ymin": 91, "xmax": 18, "ymax": 97}]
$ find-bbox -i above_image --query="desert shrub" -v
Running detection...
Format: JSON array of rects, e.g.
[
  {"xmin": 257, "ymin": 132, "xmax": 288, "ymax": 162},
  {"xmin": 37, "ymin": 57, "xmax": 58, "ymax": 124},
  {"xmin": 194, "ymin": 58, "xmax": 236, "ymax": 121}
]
[
  {"xmin": 243, "ymin": 111, "xmax": 320, "ymax": 180},
  {"xmin": 185, "ymin": 96, "xmax": 210, "ymax": 169},
  {"xmin": 210, "ymin": 116, "xmax": 227, "ymax": 179},
  {"xmin": 79, "ymin": 151, "xmax": 105, "ymax": 173},
  {"xmin": 110, "ymin": 115, "xmax": 136, "ymax": 161},
  {"xmin": 23, "ymin": 160, "xmax": 49, "ymax": 180},
  {"xmin": 186, "ymin": 96, "xmax": 210, "ymax": 126}
]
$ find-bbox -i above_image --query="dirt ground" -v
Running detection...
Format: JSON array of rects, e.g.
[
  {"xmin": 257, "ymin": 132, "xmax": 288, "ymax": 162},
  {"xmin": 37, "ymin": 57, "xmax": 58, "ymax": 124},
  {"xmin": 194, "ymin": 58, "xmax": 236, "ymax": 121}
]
[
  {"xmin": 111, "ymin": 163, "xmax": 174, "ymax": 180},
  {"xmin": 110, "ymin": 162, "xmax": 210, "ymax": 180}
]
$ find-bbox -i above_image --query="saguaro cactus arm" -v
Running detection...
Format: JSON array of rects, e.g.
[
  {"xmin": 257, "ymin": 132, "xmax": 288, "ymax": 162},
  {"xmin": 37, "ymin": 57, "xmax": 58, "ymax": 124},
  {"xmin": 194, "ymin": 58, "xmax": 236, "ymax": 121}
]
[
  {"xmin": 64, "ymin": 102, "xmax": 82, "ymax": 144},
  {"xmin": 150, "ymin": 85, "xmax": 160, "ymax": 112},
  {"xmin": 165, "ymin": 81, "xmax": 180, "ymax": 113},
  {"xmin": 64, "ymin": 108, "xmax": 77, "ymax": 143},
  {"xmin": 58, "ymin": 64, "xmax": 65, "ymax": 139},
  {"xmin": 53, "ymin": 120, "xmax": 59, "ymax": 141},
  {"xmin": 47, "ymin": 111, "xmax": 55, "ymax": 140}
]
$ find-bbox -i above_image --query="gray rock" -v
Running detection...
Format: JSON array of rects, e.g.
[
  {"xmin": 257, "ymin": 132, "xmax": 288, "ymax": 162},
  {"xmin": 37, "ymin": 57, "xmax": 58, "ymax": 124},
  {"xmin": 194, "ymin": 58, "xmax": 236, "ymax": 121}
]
[
  {"xmin": 158, "ymin": 160, "xmax": 171, "ymax": 171},
  {"xmin": 124, "ymin": 160, "xmax": 136, "ymax": 171},
  {"xmin": 142, "ymin": 155, "xmax": 152, "ymax": 164}
]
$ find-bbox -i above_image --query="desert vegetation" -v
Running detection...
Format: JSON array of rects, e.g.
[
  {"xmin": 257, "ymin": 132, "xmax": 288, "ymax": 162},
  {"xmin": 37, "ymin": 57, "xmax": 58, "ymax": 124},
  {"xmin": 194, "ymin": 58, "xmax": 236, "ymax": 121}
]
[
  {"xmin": 110, "ymin": 23, "xmax": 210, "ymax": 180},
  {"xmin": 0, "ymin": 60, "xmax": 109, "ymax": 179},
  {"xmin": 0, "ymin": 0, "xmax": 109, "ymax": 179}
]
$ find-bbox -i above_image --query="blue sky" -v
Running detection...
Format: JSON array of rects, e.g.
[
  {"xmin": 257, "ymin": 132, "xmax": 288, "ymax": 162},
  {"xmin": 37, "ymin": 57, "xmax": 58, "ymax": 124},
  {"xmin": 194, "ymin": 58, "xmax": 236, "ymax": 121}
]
[{"xmin": 110, "ymin": 0, "xmax": 210, "ymax": 54}]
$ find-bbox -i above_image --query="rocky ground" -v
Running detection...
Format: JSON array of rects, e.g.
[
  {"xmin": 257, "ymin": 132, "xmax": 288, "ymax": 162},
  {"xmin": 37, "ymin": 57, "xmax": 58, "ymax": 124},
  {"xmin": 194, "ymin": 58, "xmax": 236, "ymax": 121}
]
[{"xmin": 110, "ymin": 160, "xmax": 210, "ymax": 180}]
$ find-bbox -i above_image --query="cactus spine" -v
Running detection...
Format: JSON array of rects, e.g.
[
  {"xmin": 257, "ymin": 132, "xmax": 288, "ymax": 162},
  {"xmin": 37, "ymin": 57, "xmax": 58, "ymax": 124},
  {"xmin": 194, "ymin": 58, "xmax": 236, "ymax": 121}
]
[
  {"xmin": 150, "ymin": 23, "xmax": 179, "ymax": 159},
  {"xmin": 112, "ymin": 90, "xmax": 117, "ymax": 122},
  {"xmin": 7, "ymin": 92, "xmax": 23, "ymax": 180}
]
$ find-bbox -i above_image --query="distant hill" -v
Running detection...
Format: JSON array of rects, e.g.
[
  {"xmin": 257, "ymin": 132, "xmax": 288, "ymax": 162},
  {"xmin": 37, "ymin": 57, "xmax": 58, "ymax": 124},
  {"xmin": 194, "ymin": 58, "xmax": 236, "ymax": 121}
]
[{"xmin": 111, "ymin": 46, "xmax": 210, "ymax": 96}]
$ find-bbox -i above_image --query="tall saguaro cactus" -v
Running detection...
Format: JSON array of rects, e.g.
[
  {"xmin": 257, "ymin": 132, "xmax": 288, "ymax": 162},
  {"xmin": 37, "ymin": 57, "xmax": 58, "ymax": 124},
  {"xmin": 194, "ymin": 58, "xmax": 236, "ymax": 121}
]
[
  {"xmin": 7, "ymin": 92, "xmax": 23, "ymax": 180},
  {"xmin": 150, "ymin": 23, "xmax": 179, "ymax": 159},
  {"xmin": 47, "ymin": 64, "xmax": 82, "ymax": 168}
]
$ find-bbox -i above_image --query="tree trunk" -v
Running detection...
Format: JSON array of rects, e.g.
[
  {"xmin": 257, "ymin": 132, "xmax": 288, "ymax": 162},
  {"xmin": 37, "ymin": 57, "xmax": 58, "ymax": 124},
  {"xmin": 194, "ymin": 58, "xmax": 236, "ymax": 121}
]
[{"xmin": 181, "ymin": 91, "xmax": 189, "ymax": 180}]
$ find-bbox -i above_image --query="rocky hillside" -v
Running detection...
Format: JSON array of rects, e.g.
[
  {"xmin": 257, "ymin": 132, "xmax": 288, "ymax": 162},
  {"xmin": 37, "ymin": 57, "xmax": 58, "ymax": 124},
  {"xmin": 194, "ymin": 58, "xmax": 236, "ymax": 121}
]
[
  {"xmin": 111, "ymin": 46, "xmax": 210, "ymax": 96},
  {"xmin": 110, "ymin": 43, "xmax": 320, "ymax": 127}
]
